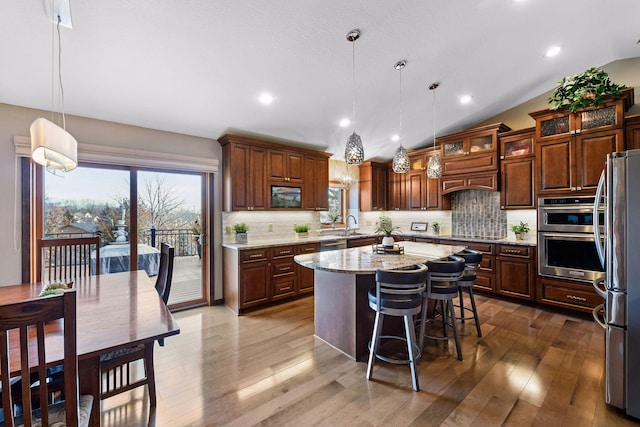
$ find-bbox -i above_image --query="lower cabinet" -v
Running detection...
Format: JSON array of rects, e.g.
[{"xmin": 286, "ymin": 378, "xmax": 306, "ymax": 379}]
[
  {"xmin": 496, "ymin": 244, "xmax": 535, "ymax": 300},
  {"xmin": 224, "ymin": 243, "xmax": 319, "ymax": 313},
  {"xmin": 536, "ymin": 275, "xmax": 603, "ymax": 312},
  {"xmin": 347, "ymin": 236, "xmax": 378, "ymax": 248}
]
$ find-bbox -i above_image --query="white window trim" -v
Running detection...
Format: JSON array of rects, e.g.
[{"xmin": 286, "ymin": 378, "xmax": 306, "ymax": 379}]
[{"xmin": 14, "ymin": 136, "xmax": 218, "ymax": 173}]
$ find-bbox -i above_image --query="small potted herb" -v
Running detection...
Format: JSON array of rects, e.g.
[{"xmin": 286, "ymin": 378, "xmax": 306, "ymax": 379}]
[
  {"xmin": 294, "ymin": 224, "xmax": 310, "ymax": 237},
  {"xmin": 432, "ymin": 221, "xmax": 440, "ymax": 234},
  {"xmin": 511, "ymin": 221, "xmax": 530, "ymax": 240},
  {"xmin": 234, "ymin": 223, "xmax": 249, "ymax": 243},
  {"xmin": 326, "ymin": 212, "xmax": 340, "ymax": 228},
  {"xmin": 374, "ymin": 216, "xmax": 401, "ymax": 247},
  {"xmin": 548, "ymin": 67, "xmax": 626, "ymax": 113}
]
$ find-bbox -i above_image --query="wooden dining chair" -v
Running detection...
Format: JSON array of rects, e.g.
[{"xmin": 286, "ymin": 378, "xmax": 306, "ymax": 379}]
[
  {"xmin": 99, "ymin": 242, "xmax": 175, "ymax": 407},
  {"xmin": 0, "ymin": 290, "xmax": 94, "ymax": 427},
  {"xmin": 37, "ymin": 237, "xmax": 101, "ymax": 283}
]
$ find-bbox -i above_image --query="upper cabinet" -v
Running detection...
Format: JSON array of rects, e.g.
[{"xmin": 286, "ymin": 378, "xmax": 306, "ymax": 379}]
[
  {"xmin": 219, "ymin": 134, "xmax": 331, "ymax": 212},
  {"xmin": 359, "ymin": 161, "xmax": 387, "ymax": 211},
  {"xmin": 439, "ymin": 123, "xmax": 511, "ymax": 176},
  {"xmin": 499, "ymin": 128, "xmax": 535, "ymax": 209},
  {"xmin": 530, "ymin": 89, "xmax": 634, "ymax": 197},
  {"xmin": 406, "ymin": 148, "xmax": 450, "ymax": 211},
  {"xmin": 625, "ymin": 114, "xmax": 640, "ymax": 150}
]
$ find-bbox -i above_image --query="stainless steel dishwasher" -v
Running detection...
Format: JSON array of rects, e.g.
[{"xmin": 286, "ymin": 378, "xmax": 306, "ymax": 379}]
[{"xmin": 320, "ymin": 239, "xmax": 347, "ymax": 251}]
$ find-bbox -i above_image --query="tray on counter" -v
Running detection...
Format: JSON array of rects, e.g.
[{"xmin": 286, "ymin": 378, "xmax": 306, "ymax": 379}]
[{"xmin": 372, "ymin": 244, "xmax": 404, "ymax": 255}]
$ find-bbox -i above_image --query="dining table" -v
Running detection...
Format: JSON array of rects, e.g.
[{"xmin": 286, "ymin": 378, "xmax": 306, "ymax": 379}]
[{"xmin": 0, "ymin": 270, "xmax": 181, "ymax": 426}]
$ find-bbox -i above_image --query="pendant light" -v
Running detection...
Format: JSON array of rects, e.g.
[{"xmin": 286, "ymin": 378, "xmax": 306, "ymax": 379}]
[
  {"xmin": 392, "ymin": 60, "xmax": 410, "ymax": 173},
  {"xmin": 31, "ymin": 0, "xmax": 77, "ymax": 175},
  {"xmin": 427, "ymin": 82, "xmax": 442, "ymax": 178},
  {"xmin": 344, "ymin": 29, "xmax": 364, "ymax": 165}
]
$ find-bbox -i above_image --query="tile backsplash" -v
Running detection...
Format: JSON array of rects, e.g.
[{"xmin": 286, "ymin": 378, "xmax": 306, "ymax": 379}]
[{"xmin": 451, "ymin": 190, "xmax": 507, "ymax": 237}]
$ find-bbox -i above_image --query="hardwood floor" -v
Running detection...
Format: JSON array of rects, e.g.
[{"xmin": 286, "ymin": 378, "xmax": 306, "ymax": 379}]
[{"xmin": 101, "ymin": 294, "xmax": 639, "ymax": 426}]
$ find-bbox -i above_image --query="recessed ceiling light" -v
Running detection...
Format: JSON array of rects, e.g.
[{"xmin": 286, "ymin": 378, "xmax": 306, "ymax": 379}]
[
  {"xmin": 258, "ymin": 93, "xmax": 274, "ymax": 105},
  {"xmin": 339, "ymin": 118, "xmax": 351, "ymax": 128},
  {"xmin": 545, "ymin": 45, "xmax": 562, "ymax": 58},
  {"xmin": 392, "ymin": 134, "xmax": 400, "ymax": 142},
  {"xmin": 460, "ymin": 95, "xmax": 472, "ymax": 105}
]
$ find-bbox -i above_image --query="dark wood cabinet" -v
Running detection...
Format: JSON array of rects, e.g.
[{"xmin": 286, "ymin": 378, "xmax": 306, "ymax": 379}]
[
  {"xmin": 238, "ymin": 249, "xmax": 270, "ymax": 308},
  {"xmin": 441, "ymin": 173, "xmax": 499, "ymax": 194},
  {"xmin": 296, "ymin": 242, "xmax": 319, "ymax": 293},
  {"xmin": 439, "ymin": 123, "xmax": 511, "ymax": 176},
  {"xmin": 359, "ymin": 161, "xmax": 387, "ymax": 211},
  {"xmin": 496, "ymin": 244, "xmax": 535, "ymax": 300},
  {"xmin": 302, "ymin": 156, "xmax": 329, "ymax": 211},
  {"xmin": 219, "ymin": 134, "xmax": 331, "ymax": 212},
  {"xmin": 536, "ymin": 275, "xmax": 603, "ymax": 313},
  {"xmin": 347, "ymin": 236, "xmax": 377, "ymax": 248},
  {"xmin": 387, "ymin": 163, "xmax": 406, "ymax": 211},
  {"xmin": 267, "ymin": 149, "xmax": 304, "ymax": 183},
  {"xmin": 531, "ymin": 90, "xmax": 632, "ymax": 197},
  {"xmin": 405, "ymin": 149, "xmax": 450, "ymax": 210},
  {"xmin": 626, "ymin": 114, "xmax": 640, "ymax": 150},
  {"xmin": 221, "ymin": 141, "xmax": 267, "ymax": 211},
  {"xmin": 499, "ymin": 128, "xmax": 535, "ymax": 209},
  {"xmin": 270, "ymin": 246, "xmax": 296, "ymax": 300}
]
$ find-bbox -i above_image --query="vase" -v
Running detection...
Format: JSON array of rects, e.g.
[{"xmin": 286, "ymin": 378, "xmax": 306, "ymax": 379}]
[
  {"xmin": 515, "ymin": 232, "xmax": 525, "ymax": 241},
  {"xmin": 297, "ymin": 232, "xmax": 309, "ymax": 238},
  {"xmin": 382, "ymin": 236, "xmax": 395, "ymax": 248},
  {"xmin": 235, "ymin": 232, "xmax": 248, "ymax": 243}
]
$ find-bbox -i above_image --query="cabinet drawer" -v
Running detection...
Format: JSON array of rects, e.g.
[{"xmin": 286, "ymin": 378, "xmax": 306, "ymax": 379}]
[
  {"xmin": 240, "ymin": 248, "xmax": 268, "ymax": 263},
  {"xmin": 297, "ymin": 242, "xmax": 320, "ymax": 254},
  {"xmin": 414, "ymin": 237, "xmax": 435, "ymax": 243},
  {"xmin": 479, "ymin": 254, "xmax": 495, "ymax": 273},
  {"xmin": 465, "ymin": 242, "xmax": 495, "ymax": 255},
  {"xmin": 497, "ymin": 245, "xmax": 533, "ymax": 258},
  {"xmin": 537, "ymin": 277, "xmax": 603, "ymax": 311},
  {"xmin": 271, "ymin": 245, "xmax": 296, "ymax": 258},
  {"xmin": 474, "ymin": 273, "xmax": 494, "ymax": 292},
  {"xmin": 272, "ymin": 277, "xmax": 296, "ymax": 299},
  {"xmin": 272, "ymin": 259, "xmax": 295, "ymax": 277}
]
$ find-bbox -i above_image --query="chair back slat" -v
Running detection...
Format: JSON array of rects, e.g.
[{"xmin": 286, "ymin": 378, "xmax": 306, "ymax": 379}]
[
  {"xmin": 155, "ymin": 243, "xmax": 175, "ymax": 305},
  {"xmin": 0, "ymin": 291, "xmax": 79, "ymax": 426},
  {"xmin": 37, "ymin": 237, "xmax": 101, "ymax": 282}
]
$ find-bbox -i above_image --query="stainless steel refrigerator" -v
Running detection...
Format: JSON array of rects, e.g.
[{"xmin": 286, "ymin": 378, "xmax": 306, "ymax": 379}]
[{"xmin": 593, "ymin": 149, "xmax": 640, "ymax": 418}]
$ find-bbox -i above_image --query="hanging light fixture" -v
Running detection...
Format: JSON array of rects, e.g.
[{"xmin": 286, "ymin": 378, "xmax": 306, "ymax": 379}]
[
  {"xmin": 344, "ymin": 29, "xmax": 364, "ymax": 165},
  {"xmin": 392, "ymin": 60, "xmax": 410, "ymax": 173},
  {"xmin": 426, "ymin": 82, "xmax": 442, "ymax": 178},
  {"xmin": 31, "ymin": 0, "xmax": 77, "ymax": 175}
]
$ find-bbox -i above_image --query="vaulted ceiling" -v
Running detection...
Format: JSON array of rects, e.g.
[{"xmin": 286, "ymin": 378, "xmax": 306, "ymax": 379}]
[{"xmin": 2, "ymin": 0, "xmax": 639, "ymax": 161}]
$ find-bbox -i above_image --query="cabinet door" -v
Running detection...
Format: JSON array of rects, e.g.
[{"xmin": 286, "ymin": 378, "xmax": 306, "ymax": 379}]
[
  {"xmin": 387, "ymin": 168, "xmax": 406, "ymax": 211},
  {"xmin": 249, "ymin": 146, "xmax": 267, "ymax": 210},
  {"xmin": 267, "ymin": 149, "xmax": 287, "ymax": 181},
  {"xmin": 536, "ymin": 138, "xmax": 572, "ymax": 195},
  {"xmin": 297, "ymin": 242, "xmax": 319, "ymax": 293},
  {"xmin": 574, "ymin": 129, "xmax": 624, "ymax": 192},
  {"xmin": 373, "ymin": 166, "xmax": 387, "ymax": 210},
  {"xmin": 288, "ymin": 152, "xmax": 305, "ymax": 183},
  {"xmin": 303, "ymin": 156, "xmax": 317, "ymax": 210},
  {"xmin": 229, "ymin": 143, "xmax": 250, "ymax": 211},
  {"xmin": 240, "ymin": 262, "xmax": 270, "ymax": 307},
  {"xmin": 501, "ymin": 158, "xmax": 534, "ymax": 209},
  {"xmin": 425, "ymin": 174, "xmax": 442, "ymax": 210},
  {"xmin": 626, "ymin": 116, "xmax": 640, "ymax": 150},
  {"xmin": 407, "ymin": 172, "xmax": 424, "ymax": 210},
  {"xmin": 497, "ymin": 257, "xmax": 534, "ymax": 300},
  {"xmin": 314, "ymin": 157, "xmax": 329, "ymax": 210}
]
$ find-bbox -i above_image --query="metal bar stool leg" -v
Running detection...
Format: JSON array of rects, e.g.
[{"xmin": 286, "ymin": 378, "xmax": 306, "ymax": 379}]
[
  {"xmin": 366, "ymin": 311, "xmax": 384, "ymax": 380},
  {"xmin": 467, "ymin": 287, "xmax": 482, "ymax": 337},
  {"xmin": 403, "ymin": 315, "xmax": 420, "ymax": 391},
  {"xmin": 458, "ymin": 288, "xmax": 466, "ymax": 323}
]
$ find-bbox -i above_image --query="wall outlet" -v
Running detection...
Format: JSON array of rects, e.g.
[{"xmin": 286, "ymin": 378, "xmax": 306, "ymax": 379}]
[
  {"xmin": 268, "ymin": 223, "xmax": 273, "ymax": 232},
  {"xmin": 225, "ymin": 225, "xmax": 232, "ymax": 234},
  {"xmin": 367, "ymin": 220, "xmax": 372, "ymax": 226}
]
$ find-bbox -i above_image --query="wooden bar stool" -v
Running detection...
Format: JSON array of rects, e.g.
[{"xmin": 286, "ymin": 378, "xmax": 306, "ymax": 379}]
[
  {"xmin": 456, "ymin": 249, "xmax": 483, "ymax": 337},
  {"xmin": 418, "ymin": 255, "xmax": 466, "ymax": 361},
  {"xmin": 366, "ymin": 264, "xmax": 428, "ymax": 392}
]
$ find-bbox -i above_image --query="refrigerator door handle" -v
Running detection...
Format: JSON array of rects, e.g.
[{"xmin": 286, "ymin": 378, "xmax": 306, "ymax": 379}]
[
  {"xmin": 594, "ymin": 170, "xmax": 606, "ymax": 267},
  {"xmin": 593, "ymin": 277, "xmax": 607, "ymax": 299},
  {"xmin": 592, "ymin": 303, "xmax": 606, "ymax": 329}
]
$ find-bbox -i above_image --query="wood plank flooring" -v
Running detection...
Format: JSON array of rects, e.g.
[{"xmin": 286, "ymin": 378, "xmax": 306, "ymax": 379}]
[{"xmin": 101, "ymin": 294, "xmax": 639, "ymax": 426}]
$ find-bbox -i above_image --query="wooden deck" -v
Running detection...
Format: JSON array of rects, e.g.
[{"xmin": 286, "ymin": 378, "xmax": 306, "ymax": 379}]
[
  {"xmin": 165, "ymin": 255, "xmax": 203, "ymax": 305},
  {"xmin": 100, "ymin": 293, "xmax": 639, "ymax": 426}
]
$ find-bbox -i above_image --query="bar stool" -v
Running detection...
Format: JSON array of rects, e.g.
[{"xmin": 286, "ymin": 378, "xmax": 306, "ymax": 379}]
[
  {"xmin": 366, "ymin": 264, "xmax": 428, "ymax": 392},
  {"xmin": 418, "ymin": 255, "xmax": 466, "ymax": 361},
  {"xmin": 455, "ymin": 249, "xmax": 483, "ymax": 337}
]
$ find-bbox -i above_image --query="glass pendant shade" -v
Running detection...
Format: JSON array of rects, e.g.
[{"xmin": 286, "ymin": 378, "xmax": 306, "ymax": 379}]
[
  {"xmin": 30, "ymin": 117, "xmax": 78, "ymax": 172},
  {"xmin": 426, "ymin": 152, "xmax": 442, "ymax": 178},
  {"xmin": 392, "ymin": 145, "xmax": 410, "ymax": 173},
  {"xmin": 345, "ymin": 131, "xmax": 364, "ymax": 165}
]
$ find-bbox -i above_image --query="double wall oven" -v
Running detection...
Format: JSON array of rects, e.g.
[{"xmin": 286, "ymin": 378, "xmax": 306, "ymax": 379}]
[{"xmin": 537, "ymin": 196, "xmax": 605, "ymax": 282}]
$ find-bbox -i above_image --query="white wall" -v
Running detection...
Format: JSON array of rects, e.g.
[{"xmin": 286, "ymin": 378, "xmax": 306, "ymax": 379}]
[{"xmin": 0, "ymin": 103, "xmax": 223, "ymax": 301}]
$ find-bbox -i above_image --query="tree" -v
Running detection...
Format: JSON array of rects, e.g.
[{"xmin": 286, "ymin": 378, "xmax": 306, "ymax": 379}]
[{"xmin": 138, "ymin": 175, "xmax": 188, "ymax": 230}]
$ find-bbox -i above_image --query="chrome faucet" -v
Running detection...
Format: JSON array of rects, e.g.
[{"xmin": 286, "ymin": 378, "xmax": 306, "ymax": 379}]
[{"xmin": 346, "ymin": 215, "xmax": 358, "ymax": 234}]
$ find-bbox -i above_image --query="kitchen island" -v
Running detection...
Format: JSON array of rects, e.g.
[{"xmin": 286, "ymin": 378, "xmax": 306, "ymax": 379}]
[{"xmin": 294, "ymin": 241, "xmax": 465, "ymax": 360}]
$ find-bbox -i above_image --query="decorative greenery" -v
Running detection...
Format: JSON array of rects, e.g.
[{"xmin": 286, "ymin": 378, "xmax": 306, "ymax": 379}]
[
  {"xmin": 548, "ymin": 67, "xmax": 626, "ymax": 112},
  {"xmin": 374, "ymin": 215, "xmax": 401, "ymax": 237},
  {"xmin": 326, "ymin": 211, "xmax": 340, "ymax": 224},
  {"xmin": 432, "ymin": 221, "xmax": 440, "ymax": 233},
  {"xmin": 233, "ymin": 223, "xmax": 249, "ymax": 234},
  {"xmin": 511, "ymin": 221, "xmax": 530, "ymax": 234},
  {"xmin": 294, "ymin": 224, "xmax": 309, "ymax": 233}
]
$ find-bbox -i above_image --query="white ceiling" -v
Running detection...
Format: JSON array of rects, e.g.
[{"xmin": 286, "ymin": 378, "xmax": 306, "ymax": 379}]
[{"xmin": 2, "ymin": 0, "xmax": 639, "ymax": 161}]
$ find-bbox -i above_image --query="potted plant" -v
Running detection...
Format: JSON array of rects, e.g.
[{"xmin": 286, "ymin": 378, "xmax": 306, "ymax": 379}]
[
  {"xmin": 326, "ymin": 212, "xmax": 340, "ymax": 228},
  {"xmin": 511, "ymin": 221, "xmax": 530, "ymax": 240},
  {"xmin": 234, "ymin": 223, "xmax": 249, "ymax": 243},
  {"xmin": 432, "ymin": 221, "xmax": 440, "ymax": 234},
  {"xmin": 294, "ymin": 224, "xmax": 309, "ymax": 237},
  {"xmin": 375, "ymin": 216, "xmax": 401, "ymax": 247},
  {"xmin": 548, "ymin": 67, "xmax": 626, "ymax": 113}
]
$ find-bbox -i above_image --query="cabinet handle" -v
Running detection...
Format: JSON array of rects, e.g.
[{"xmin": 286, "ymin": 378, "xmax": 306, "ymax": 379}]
[
  {"xmin": 249, "ymin": 254, "xmax": 264, "ymax": 258},
  {"xmin": 571, "ymin": 187, "xmax": 576, "ymax": 191},
  {"xmin": 280, "ymin": 286, "xmax": 291, "ymax": 291},
  {"xmin": 501, "ymin": 206, "xmax": 505, "ymax": 209},
  {"xmin": 576, "ymin": 186, "xmax": 582, "ymax": 191},
  {"xmin": 279, "ymin": 251, "xmax": 292, "ymax": 255},
  {"xmin": 567, "ymin": 294, "xmax": 587, "ymax": 302},
  {"xmin": 279, "ymin": 267, "xmax": 291, "ymax": 272},
  {"xmin": 500, "ymin": 156, "xmax": 505, "ymax": 160},
  {"xmin": 304, "ymin": 247, "xmax": 315, "ymax": 252}
]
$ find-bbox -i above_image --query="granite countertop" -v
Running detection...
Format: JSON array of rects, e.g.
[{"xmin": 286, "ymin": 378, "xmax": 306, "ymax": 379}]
[
  {"xmin": 294, "ymin": 241, "xmax": 467, "ymax": 274},
  {"xmin": 222, "ymin": 231, "xmax": 536, "ymax": 250}
]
